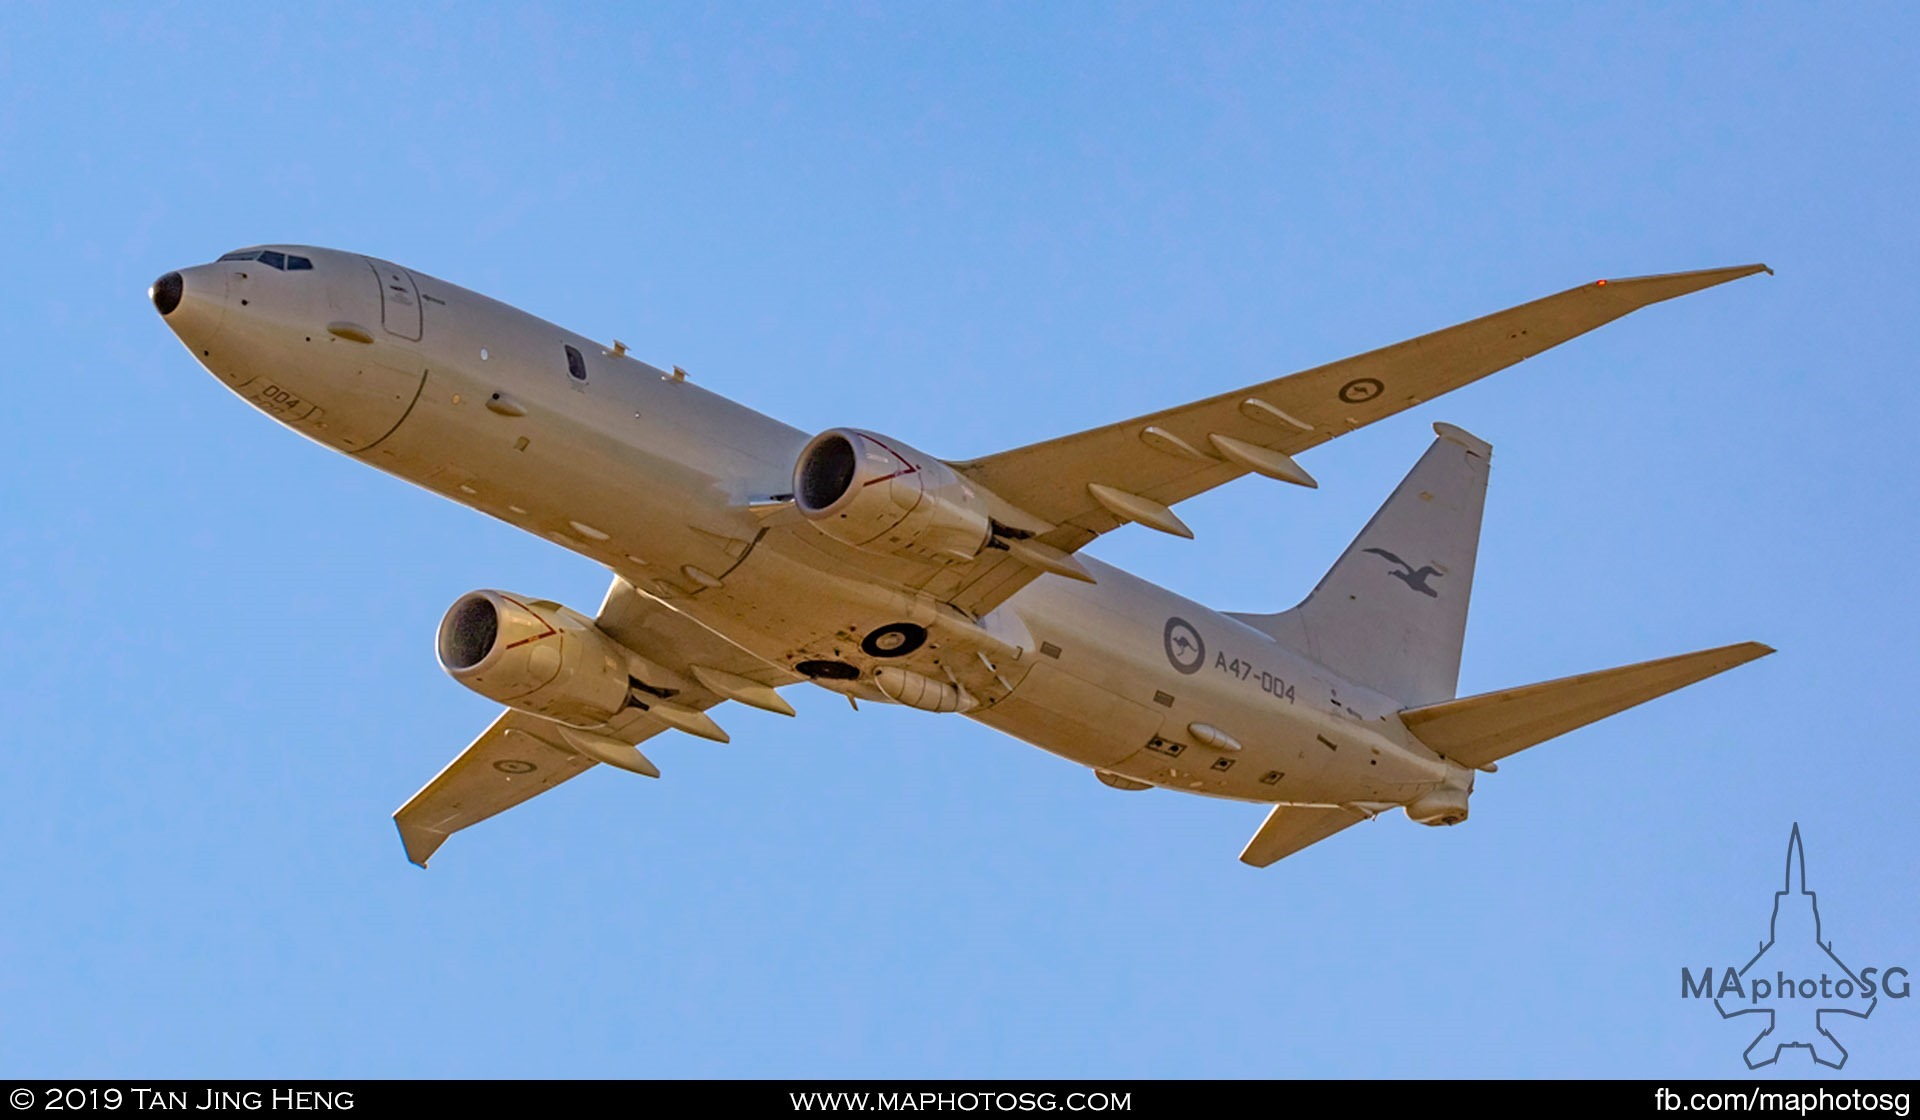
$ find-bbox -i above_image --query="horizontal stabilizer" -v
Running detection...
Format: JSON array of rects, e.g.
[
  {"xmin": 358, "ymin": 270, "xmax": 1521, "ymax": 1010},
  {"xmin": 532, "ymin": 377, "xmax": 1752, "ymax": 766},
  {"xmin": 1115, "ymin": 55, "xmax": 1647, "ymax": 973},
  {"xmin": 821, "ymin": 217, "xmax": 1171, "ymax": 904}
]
[
  {"xmin": 1398, "ymin": 641, "xmax": 1773, "ymax": 771},
  {"xmin": 1239, "ymin": 803, "xmax": 1370, "ymax": 868}
]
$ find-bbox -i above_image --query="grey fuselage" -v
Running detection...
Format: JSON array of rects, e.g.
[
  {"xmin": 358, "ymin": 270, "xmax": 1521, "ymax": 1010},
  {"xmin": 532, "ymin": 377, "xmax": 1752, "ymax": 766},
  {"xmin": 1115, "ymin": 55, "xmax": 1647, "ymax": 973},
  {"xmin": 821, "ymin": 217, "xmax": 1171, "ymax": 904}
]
[{"xmin": 158, "ymin": 245, "xmax": 1457, "ymax": 808}]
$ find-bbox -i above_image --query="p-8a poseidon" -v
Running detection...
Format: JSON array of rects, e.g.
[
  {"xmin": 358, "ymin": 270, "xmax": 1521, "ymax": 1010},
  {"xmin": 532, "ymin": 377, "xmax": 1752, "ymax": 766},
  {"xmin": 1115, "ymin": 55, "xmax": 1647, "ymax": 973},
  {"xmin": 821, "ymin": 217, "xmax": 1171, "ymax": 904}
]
[{"xmin": 150, "ymin": 249, "xmax": 1771, "ymax": 867}]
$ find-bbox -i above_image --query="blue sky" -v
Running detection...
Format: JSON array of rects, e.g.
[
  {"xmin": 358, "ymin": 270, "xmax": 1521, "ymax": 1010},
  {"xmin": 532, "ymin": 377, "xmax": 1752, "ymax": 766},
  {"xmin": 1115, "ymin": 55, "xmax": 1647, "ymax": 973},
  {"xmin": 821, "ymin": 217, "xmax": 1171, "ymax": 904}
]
[{"xmin": 2, "ymin": 3, "xmax": 1915, "ymax": 1078}]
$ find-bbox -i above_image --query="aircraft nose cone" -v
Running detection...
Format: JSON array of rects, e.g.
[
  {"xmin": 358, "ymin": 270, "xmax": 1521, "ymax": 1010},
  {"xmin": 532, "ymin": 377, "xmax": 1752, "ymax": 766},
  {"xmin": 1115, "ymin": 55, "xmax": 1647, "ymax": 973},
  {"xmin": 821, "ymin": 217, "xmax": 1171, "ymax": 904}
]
[
  {"xmin": 151, "ymin": 271, "xmax": 184, "ymax": 316},
  {"xmin": 153, "ymin": 264, "xmax": 229, "ymax": 350}
]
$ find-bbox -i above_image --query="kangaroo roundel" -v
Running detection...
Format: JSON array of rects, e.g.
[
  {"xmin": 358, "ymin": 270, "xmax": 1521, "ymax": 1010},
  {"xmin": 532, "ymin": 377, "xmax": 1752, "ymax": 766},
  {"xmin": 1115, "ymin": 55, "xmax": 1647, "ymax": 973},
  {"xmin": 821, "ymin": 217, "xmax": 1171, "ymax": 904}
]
[{"xmin": 1164, "ymin": 617, "xmax": 1206, "ymax": 675}]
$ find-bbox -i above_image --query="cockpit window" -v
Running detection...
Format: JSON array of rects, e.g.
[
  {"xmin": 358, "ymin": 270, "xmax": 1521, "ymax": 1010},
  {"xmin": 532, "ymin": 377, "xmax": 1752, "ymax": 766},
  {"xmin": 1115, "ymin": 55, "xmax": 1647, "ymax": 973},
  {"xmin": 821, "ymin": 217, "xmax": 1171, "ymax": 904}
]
[
  {"xmin": 217, "ymin": 249, "xmax": 311, "ymax": 271},
  {"xmin": 564, "ymin": 344, "xmax": 588, "ymax": 382}
]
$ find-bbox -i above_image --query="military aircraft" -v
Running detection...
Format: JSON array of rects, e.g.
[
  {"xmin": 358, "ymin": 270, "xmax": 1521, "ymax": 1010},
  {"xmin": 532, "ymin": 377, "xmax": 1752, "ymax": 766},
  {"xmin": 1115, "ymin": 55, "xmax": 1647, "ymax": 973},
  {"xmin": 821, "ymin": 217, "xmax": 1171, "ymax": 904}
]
[{"xmin": 150, "ymin": 249, "xmax": 1771, "ymax": 867}]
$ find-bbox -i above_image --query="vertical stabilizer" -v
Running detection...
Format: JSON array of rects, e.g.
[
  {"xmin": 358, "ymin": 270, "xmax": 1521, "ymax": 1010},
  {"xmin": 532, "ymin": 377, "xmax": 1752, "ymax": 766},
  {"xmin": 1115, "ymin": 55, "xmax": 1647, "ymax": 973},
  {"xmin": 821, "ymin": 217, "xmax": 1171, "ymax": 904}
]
[{"xmin": 1229, "ymin": 423, "xmax": 1491, "ymax": 706}]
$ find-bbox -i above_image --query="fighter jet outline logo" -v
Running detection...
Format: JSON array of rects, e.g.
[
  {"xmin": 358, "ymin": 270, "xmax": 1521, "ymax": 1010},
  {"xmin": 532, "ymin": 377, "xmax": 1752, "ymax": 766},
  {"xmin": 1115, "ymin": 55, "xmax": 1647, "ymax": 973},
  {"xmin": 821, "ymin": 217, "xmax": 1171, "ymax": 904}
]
[
  {"xmin": 1362, "ymin": 547, "xmax": 1443, "ymax": 597},
  {"xmin": 1163, "ymin": 617, "xmax": 1205, "ymax": 675},
  {"xmin": 1713, "ymin": 825, "xmax": 1877, "ymax": 1069}
]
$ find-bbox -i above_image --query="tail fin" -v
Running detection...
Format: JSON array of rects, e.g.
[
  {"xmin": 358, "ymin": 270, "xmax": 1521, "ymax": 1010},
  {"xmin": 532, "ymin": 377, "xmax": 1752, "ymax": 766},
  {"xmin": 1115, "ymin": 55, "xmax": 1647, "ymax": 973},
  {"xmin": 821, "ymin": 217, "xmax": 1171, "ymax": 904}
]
[{"xmin": 1229, "ymin": 422, "xmax": 1491, "ymax": 706}]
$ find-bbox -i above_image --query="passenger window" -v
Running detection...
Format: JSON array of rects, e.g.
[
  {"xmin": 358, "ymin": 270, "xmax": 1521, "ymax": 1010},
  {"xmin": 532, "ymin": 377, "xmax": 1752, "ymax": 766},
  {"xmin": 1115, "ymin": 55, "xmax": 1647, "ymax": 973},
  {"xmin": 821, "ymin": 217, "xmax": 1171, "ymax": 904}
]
[
  {"xmin": 287, "ymin": 255, "xmax": 313, "ymax": 270},
  {"xmin": 564, "ymin": 344, "xmax": 587, "ymax": 382},
  {"xmin": 259, "ymin": 250, "xmax": 287, "ymax": 270}
]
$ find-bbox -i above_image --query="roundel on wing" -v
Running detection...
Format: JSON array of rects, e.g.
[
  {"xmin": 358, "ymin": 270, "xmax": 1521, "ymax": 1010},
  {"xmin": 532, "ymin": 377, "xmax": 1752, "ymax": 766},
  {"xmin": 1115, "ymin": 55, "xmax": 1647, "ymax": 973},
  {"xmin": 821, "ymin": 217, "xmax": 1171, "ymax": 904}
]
[
  {"xmin": 1164, "ymin": 617, "xmax": 1206, "ymax": 675},
  {"xmin": 1339, "ymin": 376, "xmax": 1385, "ymax": 404}
]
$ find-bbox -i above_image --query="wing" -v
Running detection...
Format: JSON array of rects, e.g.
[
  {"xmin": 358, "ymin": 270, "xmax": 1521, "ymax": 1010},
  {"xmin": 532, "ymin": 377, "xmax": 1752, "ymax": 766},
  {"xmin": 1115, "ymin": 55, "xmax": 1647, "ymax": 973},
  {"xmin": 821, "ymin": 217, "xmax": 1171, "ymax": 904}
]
[
  {"xmin": 593, "ymin": 574, "xmax": 799, "ymax": 699},
  {"xmin": 943, "ymin": 265, "xmax": 1769, "ymax": 615},
  {"xmin": 393, "ymin": 577, "xmax": 799, "ymax": 866},
  {"xmin": 393, "ymin": 708, "xmax": 646, "ymax": 867}
]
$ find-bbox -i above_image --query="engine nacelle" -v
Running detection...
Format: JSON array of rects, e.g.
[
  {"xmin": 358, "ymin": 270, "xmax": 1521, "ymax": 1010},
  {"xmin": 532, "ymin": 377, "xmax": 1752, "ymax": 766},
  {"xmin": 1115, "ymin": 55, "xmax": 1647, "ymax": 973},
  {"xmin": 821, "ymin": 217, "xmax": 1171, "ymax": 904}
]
[
  {"xmin": 793, "ymin": 428, "xmax": 991, "ymax": 563},
  {"xmin": 437, "ymin": 590, "xmax": 634, "ymax": 727}
]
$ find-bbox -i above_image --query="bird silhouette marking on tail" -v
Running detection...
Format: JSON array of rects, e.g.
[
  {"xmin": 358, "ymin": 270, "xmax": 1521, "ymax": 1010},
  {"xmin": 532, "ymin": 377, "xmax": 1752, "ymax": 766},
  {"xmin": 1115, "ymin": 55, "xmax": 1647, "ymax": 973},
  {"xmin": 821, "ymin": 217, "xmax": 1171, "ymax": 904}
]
[{"xmin": 1361, "ymin": 547, "xmax": 1444, "ymax": 598}]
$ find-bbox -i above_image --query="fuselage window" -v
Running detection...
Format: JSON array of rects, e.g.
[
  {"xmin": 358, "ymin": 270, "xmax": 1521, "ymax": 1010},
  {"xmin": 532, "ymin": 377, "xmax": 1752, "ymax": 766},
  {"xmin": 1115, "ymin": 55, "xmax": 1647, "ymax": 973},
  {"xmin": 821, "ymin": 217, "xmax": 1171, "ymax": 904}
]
[
  {"xmin": 564, "ymin": 344, "xmax": 587, "ymax": 382},
  {"xmin": 287, "ymin": 255, "xmax": 313, "ymax": 271}
]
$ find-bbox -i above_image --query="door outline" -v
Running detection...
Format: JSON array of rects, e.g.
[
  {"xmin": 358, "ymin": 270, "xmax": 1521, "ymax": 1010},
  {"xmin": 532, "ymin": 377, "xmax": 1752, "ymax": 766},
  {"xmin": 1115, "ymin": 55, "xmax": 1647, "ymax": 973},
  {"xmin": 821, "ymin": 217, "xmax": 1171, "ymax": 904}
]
[{"xmin": 367, "ymin": 259, "xmax": 423, "ymax": 341}]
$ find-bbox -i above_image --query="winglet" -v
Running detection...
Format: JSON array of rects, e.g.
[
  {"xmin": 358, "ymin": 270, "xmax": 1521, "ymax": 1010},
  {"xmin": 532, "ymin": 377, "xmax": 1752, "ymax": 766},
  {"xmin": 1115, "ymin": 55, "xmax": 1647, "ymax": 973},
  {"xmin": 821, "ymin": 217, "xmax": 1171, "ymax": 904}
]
[
  {"xmin": 1593, "ymin": 263, "xmax": 1772, "ymax": 303},
  {"xmin": 397, "ymin": 819, "xmax": 446, "ymax": 869}
]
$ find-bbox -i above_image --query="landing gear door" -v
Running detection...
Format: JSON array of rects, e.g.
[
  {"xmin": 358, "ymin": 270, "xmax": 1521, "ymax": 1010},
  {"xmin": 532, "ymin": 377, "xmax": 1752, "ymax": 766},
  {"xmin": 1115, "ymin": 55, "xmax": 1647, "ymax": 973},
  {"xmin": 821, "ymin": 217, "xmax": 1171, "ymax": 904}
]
[{"xmin": 366, "ymin": 258, "xmax": 423, "ymax": 341}]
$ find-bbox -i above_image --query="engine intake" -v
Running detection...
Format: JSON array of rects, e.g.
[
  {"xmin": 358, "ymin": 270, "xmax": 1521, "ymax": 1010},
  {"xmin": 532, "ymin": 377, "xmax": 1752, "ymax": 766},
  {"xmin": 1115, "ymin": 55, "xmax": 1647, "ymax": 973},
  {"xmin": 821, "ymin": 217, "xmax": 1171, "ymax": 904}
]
[
  {"xmin": 436, "ymin": 590, "xmax": 635, "ymax": 727},
  {"xmin": 793, "ymin": 428, "xmax": 991, "ymax": 563}
]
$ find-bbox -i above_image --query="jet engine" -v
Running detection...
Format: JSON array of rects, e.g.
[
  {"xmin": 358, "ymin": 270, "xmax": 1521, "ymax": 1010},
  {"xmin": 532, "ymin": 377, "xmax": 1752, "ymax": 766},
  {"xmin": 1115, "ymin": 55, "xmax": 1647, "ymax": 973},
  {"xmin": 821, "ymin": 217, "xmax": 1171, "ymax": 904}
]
[
  {"xmin": 793, "ymin": 428, "xmax": 991, "ymax": 563},
  {"xmin": 437, "ymin": 590, "xmax": 635, "ymax": 726}
]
